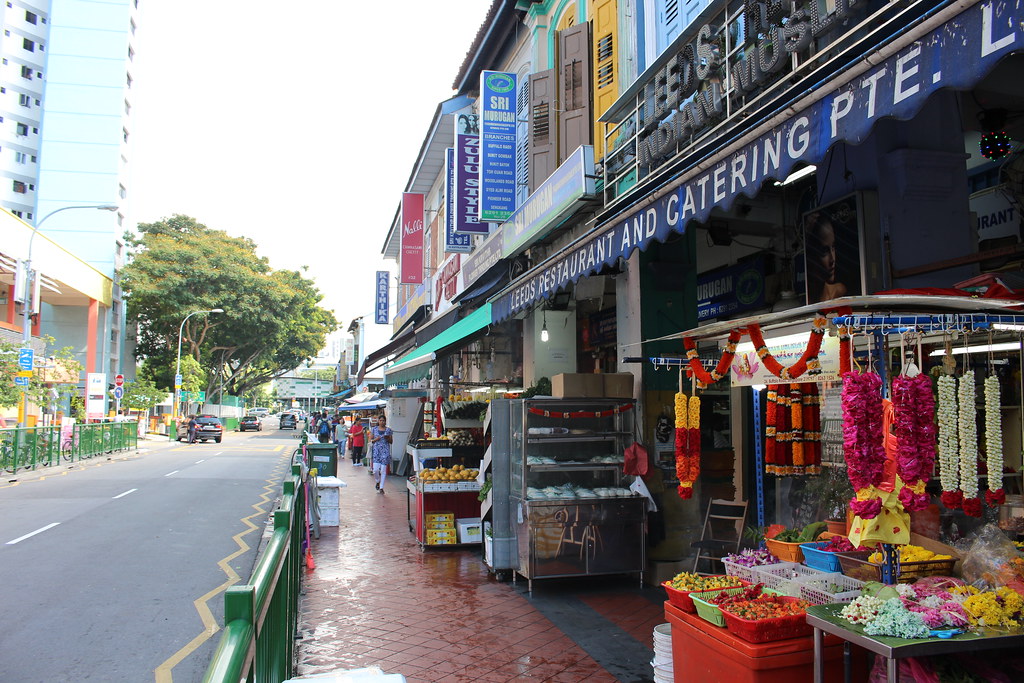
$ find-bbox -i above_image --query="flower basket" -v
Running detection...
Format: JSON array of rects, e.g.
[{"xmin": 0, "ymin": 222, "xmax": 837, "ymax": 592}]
[
  {"xmin": 835, "ymin": 551, "xmax": 957, "ymax": 584},
  {"xmin": 764, "ymin": 538, "xmax": 805, "ymax": 563},
  {"xmin": 826, "ymin": 519, "xmax": 848, "ymax": 536},
  {"xmin": 662, "ymin": 578, "xmax": 745, "ymax": 613},
  {"xmin": 720, "ymin": 597, "xmax": 813, "ymax": 643},
  {"xmin": 691, "ymin": 586, "xmax": 782, "ymax": 628},
  {"xmin": 800, "ymin": 541, "xmax": 844, "ymax": 573},
  {"xmin": 798, "ymin": 574, "xmax": 865, "ymax": 605},
  {"xmin": 750, "ymin": 562, "xmax": 826, "ymax": 596}
]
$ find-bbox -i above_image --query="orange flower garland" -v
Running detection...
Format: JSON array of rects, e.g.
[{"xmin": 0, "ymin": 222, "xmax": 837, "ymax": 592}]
[
  {"xmin": 683, "ymin": 330, "xmax": 743, "ymax": 388},
  {"xmin": 747, "ymin": 314, "xmax": 828, "ymax": 380},
  {"xmin": 675, "ymin": 393, "xmax": 701, "ymax": 499}
]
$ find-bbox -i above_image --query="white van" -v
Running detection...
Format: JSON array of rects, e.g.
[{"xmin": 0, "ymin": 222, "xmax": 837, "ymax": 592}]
[{"xmin": 248, "ymin": 407, "xmax": 269, "ymax": 417}]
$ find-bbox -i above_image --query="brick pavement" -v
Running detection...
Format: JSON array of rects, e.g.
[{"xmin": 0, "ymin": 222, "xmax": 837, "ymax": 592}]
[{"xmin": 294, "ymin": 462, "xmax": 665, "ymax": 682}]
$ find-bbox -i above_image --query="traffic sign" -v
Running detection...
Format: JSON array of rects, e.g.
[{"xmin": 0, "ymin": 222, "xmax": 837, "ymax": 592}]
[
  {"xmin": 18, "ymin": 348, "xmax": 33, "ymax": 371},
  {"xmin": 174, "ymin": 373, "xmax": 182, "ymax": 388},
  {"xmin": 113, "ymin": 386, "xmax": 124, "ymax": 400},
  {"xmin": 15, "ymin": 370, "xmax": 33, "ymax": 378},
  {"xmin": 14, "ymin": 376, "xmax": 29, "ymax": 386},
  {"xmin": 115, "ymin": 374, "xmax": 124, "ymax": 387}
]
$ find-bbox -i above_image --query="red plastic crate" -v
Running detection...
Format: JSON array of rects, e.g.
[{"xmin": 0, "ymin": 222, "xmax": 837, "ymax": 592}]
[
  {"xmin": 720, "ymin": 597, "xmax": 813, "ymax": 643},
  {"xmin": 663, "ymin": 577, "xmax": 746, "ymax": 613}
]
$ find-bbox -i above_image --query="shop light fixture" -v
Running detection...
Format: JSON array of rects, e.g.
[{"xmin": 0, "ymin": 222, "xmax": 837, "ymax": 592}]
[
  {"xmin": 928, "ymin": 342, "xmax": 1021, "ymax": 356},
  {"xmin": 751, "ymin": 384, "xmax": 767, "ymax": 392},
  {"xmin": 541, "ymin": 310, "xmax": 549, "ymax": 342},
  {"xmin": 993, "ymin": 323, "xmax": 1024, "ymax": 332},
  {"xmin": 774, "ymin": 165, "xmax": 816, "ymax": 186}
]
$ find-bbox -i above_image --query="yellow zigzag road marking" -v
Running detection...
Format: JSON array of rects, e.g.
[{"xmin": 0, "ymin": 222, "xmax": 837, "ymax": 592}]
[{"xmin": 154, "ymin": 450, "xmax": 290, "ymax": 683}]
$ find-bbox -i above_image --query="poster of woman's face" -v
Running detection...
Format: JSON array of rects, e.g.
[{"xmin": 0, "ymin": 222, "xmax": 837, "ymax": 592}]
[
  {"xmin": 803, "ymin": 194, "xmax": 864, "ymax": 305},
  {"xmin": 456, "ymin": 113, "xmax": 479, "ymax": 136}
]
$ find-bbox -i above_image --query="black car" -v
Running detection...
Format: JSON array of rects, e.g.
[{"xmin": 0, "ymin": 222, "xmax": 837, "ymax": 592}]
[
  {"xmin": 279, "ymin": 413, "xmax": 297, "ymax": 430},
  {"xmin": 177, "ymin": 415, "xmax": 224, "ymax": 443},
  {"xmin": 239, "ymin": 415, "xmax": 263, "ymax": 432}
]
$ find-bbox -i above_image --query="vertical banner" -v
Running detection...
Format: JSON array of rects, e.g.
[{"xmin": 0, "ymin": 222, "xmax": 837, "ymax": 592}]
[
  {"xmin": 86, "ymin": 372, "xmax": 105, "ymax": 421},
  {"xmin": 444, "ymin": 148, "xmax": 473, "ymax": 252},
  {"xmin": 454, "ymin": 117, "xmax": 489, "ymax": 235},
  {"xmin": 375, "ymin": 270, "xmax": 389, "ymax": 324},
  {"xmin": 479, "ymin": 70, "xmax": 517, "ymax": 222},
  {"xmin": 400, "ymin": 192, "xmax": 424, "ymax": 284}
]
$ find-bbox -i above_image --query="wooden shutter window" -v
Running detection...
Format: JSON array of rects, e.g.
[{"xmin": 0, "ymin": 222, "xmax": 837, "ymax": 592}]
[
  {"xmin": 529, "ymin": 69, "xmax": 557, "ymax": 192},
  {"xmin": 516, "ymin": 76, "xmax": 530, "ymax": 207},
  {"xmin": 558, "ymin": 22, "xmax": 593, "ymax": 164},
  {"xmin": 592, "ymin": 0, "xmax": 619, "ymax": 163}
]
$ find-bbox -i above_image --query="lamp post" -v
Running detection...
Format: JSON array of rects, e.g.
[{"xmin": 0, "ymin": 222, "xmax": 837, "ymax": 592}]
[
  {"xmin": 174, "ymin": 308, "xmax": 224, "ymax": 420},
  {"xmin": 17, "ymin": 204, "xmax": 119, "ymax": 427}
]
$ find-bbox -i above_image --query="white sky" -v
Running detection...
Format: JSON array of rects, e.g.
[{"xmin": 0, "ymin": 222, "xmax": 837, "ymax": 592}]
[{"xmin": 128, "ymin": 1, "xmax": 493, "ymax": 355}]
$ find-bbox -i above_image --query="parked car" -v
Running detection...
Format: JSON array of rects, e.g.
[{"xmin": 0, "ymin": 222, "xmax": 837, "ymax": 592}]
[
  {"xmin": 239, "ymin": 415, "xmax": 263, "ymax": 432},
  {"xmin": 177, "ymin": 415, "xmax": 224, "ymax": 443},
  {"xmin": 279, "ymin": 413, "xmax": 297, "ymax": 430}
]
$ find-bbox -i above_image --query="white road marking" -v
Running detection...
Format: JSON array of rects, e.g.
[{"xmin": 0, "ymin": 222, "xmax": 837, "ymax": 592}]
[
  {"xmin": 214, "ymin": 452, "xmax": 223, "ymax": 456},
  {"xmin": 195, "ymin": 459, "xmax": 205, "ymax": 464},
  {"xmin": 112, "ymin": 488, "xmax": 137, "ymax": 499},
  {"xmin": 7, "ymin": 522, "xmax": 60, "ymax": 545},
  {"xmin": 165, "ymin": 470, "xmax": 179, "ymax": 477}
]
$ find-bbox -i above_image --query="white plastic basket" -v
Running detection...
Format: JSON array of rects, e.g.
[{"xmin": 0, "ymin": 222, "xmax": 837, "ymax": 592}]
[
  {"xmin": 750, "ymin": 561, "xmax": 828, "ymax": 596},
  {"xmin": 799, "ymin": 573, "xmax": 865, "ymax": 605},
  {"xmin": 721, "ymin": 559, "xmax": 768, "ymax": 583}
]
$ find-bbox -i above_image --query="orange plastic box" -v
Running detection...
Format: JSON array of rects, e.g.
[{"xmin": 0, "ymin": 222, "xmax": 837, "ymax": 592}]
[{"xmin": 664, "ymin": 601, "xmax": 868, "ymax": 683}]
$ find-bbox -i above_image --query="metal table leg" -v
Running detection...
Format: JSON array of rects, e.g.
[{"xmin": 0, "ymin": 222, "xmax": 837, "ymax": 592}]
[
  {"xmin": 813, "ymin": 627, "xmax": 824, "ymax": 683},
  {"xmin": 887, "ymin": 656, "xmax": 897, "ymax": 683}
]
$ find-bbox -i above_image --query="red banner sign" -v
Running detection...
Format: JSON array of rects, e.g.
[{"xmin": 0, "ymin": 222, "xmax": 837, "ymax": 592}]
[{"xmin": 400, "ymin": 193, "xmax": 425, "ymax": 284}]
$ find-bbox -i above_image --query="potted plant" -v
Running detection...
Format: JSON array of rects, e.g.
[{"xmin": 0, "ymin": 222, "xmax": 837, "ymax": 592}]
[{"xmin": 806, "ymin": 466, "xmax": 855, "ymax": 535}]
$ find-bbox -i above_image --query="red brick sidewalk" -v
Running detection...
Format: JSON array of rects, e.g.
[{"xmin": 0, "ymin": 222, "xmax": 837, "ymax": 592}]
[{"xmin": 294, "ymin": 464, "xmax": 664, "ymax": 682}]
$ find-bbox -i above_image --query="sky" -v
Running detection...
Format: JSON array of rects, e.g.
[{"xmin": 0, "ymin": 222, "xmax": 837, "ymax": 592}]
[{"xmin": 128, "ymin": 1, "xmax": 494, "ymax": 355}]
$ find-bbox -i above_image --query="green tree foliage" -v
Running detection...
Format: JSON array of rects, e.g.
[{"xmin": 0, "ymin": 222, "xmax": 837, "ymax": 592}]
[
  {"xmin": 0, "ymin": 337, "xmax": 83, "ymax": 410},
  {"xmin": 122, "ymin": 215, "xmax": 337, "ymax": 397},
  {"xmin": 120, "ymin": 378, "xmax": 167, "ymax": 413}
]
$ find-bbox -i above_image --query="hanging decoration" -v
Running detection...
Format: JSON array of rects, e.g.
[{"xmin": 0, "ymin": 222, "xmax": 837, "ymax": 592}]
[
  {"xmin": 765, "ymin": 384, "xmax": 822, "ymax": 475},
  {"xmin": 747, "ymin": 314, "xmax": 828, "ymax": 380},
  {"xmin": 674, "ymin": 392, "xmax": 701, "ymax": 499},
  {"xmin": 984, "ymin": 374, "xmax": 1006, "ymax": 506},
  {"xmin": 838, "ymin": 326, "xmax": 853, "ymax": 376},
  {"xmin": 683, "ymin": 329, "xmax": 742, "ymax": 388},
  {"xmin": 958, "ymin": 370, "xmax": 982, "ymax": 517},
  {"xmin": 843, "ymin": 371, "xmax": 886, "ymax": 519},
  {"xmin": 936, "ymin": 374, "xmax": 962, "ymax": 509},
  {"xmin": 891, "ymin": 374, "xmax": 936, "ymax": 511}
]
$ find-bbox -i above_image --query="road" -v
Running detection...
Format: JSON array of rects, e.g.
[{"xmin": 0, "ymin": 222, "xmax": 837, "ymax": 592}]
[{"xmin": 0, "ymin": 418, "xmax": 301, "ymax": 682}]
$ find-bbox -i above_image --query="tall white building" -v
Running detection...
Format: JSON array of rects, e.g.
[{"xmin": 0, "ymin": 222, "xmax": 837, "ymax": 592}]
[{"xmin": 0, "ymin": 0, "xmax": 138, "ymax": 381}]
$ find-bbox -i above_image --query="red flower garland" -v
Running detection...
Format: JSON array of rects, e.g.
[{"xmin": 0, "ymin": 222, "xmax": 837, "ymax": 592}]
[
  {"xmin": 892, "ymin": 374, "xmax": 936, "ymax": 511},
  {"xmin": 747, "ymin": 315, "xmax": 827, "ymax": 380},
  {"xmin": 683, "ymin": 330, "xmax": 743, "ymax": 388},
  {"xmin": 674, "ymin": 393, "xmax": 701, "ymax": 499}
]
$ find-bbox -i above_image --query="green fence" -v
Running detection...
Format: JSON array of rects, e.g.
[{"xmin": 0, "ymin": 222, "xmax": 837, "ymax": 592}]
[
  {"xmin": 0, "ymin": 422, "xmax": 138, "ymax": 474},
  {"xmin": 202, "ymin": 463, "xmax": 305, "ymax": 683}
]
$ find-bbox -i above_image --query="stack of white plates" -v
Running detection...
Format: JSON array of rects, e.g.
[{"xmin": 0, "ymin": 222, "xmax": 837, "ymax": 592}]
[{"xmin": 651, "ymin": 623, "xmax": 673, "ymax": 682}]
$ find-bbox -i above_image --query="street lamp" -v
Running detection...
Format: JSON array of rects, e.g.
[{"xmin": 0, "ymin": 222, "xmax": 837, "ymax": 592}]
[
  {"xmin": 17, "ymin": 204, "xmax": 119, "ymax": 427},
  {"xmin": 174, "ymin": 308, "xmax": 224, "ymax": 419}
]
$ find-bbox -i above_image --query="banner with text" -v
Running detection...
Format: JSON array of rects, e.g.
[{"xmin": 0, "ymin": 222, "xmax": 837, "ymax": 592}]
[
  {"xmin": 375, "ymin": 271, "xmax": 389, "ymax": 324},
  {"xmin": 479, "ymin": 71, "xmax": 517, "ymax": 222},
  {"xmin": 454, "ymin": 132, "xmax": 490, "ymax": 234},
  {"xmin": 444, "ymin": 148, "xmax": 473, "ymax": 252},
  {"xmin": 400, "ymin": 192, "xmax": 424, "ymax": 284}
]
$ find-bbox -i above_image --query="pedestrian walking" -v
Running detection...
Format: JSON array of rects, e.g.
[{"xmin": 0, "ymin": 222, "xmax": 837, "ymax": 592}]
[
  {"xmin": 369, "ymin": 414, "xmax": 393, "ymax": 494},
  {"xmin": 187, "ymin": 415, "xmax": 198, "ymax": 444},
  {"xmin": 348, "ymin": 417, "xmax": 365, "ymax": 466},
  {"xmin": 316, "ymin": 414, "xmax": 332, "ymax": 443}
]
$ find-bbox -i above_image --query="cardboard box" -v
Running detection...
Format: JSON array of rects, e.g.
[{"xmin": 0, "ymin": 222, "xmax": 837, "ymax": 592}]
[
  {"xmin": 552, "ymin": 373, "xmax": 603, "ymax": 398},
  {"xmin": 425, "ymin": 511, "xmax": 454, "ymax": 523},
  {"xmin": 603, "ymin": 373, "xmax": 634, "ymax": 398},
  {"xmin": 457, "ymin": 517, "xmax": 482, "ymax": 544},
  {"xmin": 426, "ymin": 528, "xmax": 457, "ymax": 542}
]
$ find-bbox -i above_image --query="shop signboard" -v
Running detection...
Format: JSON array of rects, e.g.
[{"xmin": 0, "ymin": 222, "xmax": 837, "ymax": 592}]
[
  {"xmin": 454, "ymin": 110, "xmax": 490, "ymax": 235},
  {"xmin": 730, "ymin": 333, "xmax": 841, "ymax": 388},
  {"xmin": 502, "ymin": 145, "xmax": 596, "ymax": 258},
  {"xmin": 444, "ymin": 148, "xmax": 473, "ymax": 252},
  {"xmin": 393, "ymin": 280, "xmax": 429, "ymax": 330},
  {"xmin": 375, "ymin": 271, "xmax": 389, "ymax": 324},
  {"xmin": 479, "ymin": 71, "xmax": 517, "ymax": 222},
  {"xmin": 434, "ymin": 254, "xmax": 461, "ymax": 314},
  {"xmin": 971, "ymin": 185, "xmax": 1020, "ymax": 243},
  {"xmin": 400, "ymin": 193, "xmax": 425, "ymax": 284},
  {"xmin": 462, "ymin": 227, "xmax": 503, "ymax": 288},
  {"xmin": 86, "ymin": 372, "xmax": 105, "ymax": 420},
  {"xmin": 696, "ymin": 257, "xmax": 765, "ymax": 321}
]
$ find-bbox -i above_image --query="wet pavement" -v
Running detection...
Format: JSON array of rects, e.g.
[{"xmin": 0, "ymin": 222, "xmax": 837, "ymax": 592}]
[{"xmin": 294, "ymin": 463, "xmax": 665, "ymax": 682}]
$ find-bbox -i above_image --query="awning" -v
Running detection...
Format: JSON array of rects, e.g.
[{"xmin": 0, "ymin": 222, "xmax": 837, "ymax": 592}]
[
  {"xmin": 385, "ymin": 303, "xmax": 493, "ymax": 385},
  {"xmin": 488, "ymin": 0, "xmax": 1022, "ymax": 323},
  {"xmin": 356, "ymin": 329, "xmax": 416, "ymax": 384},
  {"xmin": 452, "ymin": 265, "xmax": 507, "ymax": 305},
  {"xmin": 328, "ymin": 386, "xmax": 356, "ymax": 400},
  {"xmin": 337, "ymin": 400, "xmax": 387, "ymax": 411}
]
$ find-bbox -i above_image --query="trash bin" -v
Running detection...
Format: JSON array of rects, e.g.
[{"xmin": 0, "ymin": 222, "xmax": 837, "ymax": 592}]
[{"xmin": 305, "ymin": 442, "xmax": 338, "ymax": 478}]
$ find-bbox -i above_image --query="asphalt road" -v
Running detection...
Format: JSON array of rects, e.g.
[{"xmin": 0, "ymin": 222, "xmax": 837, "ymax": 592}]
[{"xmin": 0, "ymin": 419, "xmax": 300, "ymax": 682}]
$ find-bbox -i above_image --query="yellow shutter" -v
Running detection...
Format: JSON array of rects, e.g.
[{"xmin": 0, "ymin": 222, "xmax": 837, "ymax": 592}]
[{"xmin": 591, "ymin": 0, "xmax": 617, "ymax": 163}]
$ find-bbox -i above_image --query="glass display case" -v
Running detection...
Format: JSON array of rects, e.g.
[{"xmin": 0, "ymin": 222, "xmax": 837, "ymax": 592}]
[{"xmin": 508, "ymin": 398, "xmax": 646, "ymax": 589}]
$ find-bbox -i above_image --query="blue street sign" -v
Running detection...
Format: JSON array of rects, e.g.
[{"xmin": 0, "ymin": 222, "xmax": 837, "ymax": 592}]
[
  {"xmin": 174, "ymin": 373, "xmax": 182, "ymax": 388},
  {"xmin": 113, "ymin": 386, "xmax": 124, "ymax": 400},
  {"xmin": 14, "ymin": 376, "xmax": 29, "ymax": 386},
  {"xmin": 18, "ymin": 348, "xmax": 33, "ymax": 371}
]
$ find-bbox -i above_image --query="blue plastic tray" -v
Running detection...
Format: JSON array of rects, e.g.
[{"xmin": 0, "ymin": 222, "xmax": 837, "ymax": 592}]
[{"xmin": 800, "ymin": 541, "xmax": 843, "ymax": 572}]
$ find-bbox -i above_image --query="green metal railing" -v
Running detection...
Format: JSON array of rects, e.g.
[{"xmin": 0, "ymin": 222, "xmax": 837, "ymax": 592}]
[
  {"xmin": 203, "ymin": 463, "xmax": 305, "ymax": 683},
  {"xmin": 0, "ymin": 422, "xmax": 138, "ymax": 474}
]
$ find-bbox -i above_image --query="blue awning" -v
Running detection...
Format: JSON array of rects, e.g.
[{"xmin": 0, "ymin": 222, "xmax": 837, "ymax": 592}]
[{"xmin": 337, "ymin": 400, "xmax": 387, "ymax": 411}]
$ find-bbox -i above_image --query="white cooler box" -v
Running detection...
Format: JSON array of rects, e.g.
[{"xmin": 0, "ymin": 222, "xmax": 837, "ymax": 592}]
[
  {"xmin": 456, "ymin": 517, "xmax": 482, "ymax": 544},
  {"xmin": 316, "ymin": 476, "xmax": 346, "ymax": 528}
]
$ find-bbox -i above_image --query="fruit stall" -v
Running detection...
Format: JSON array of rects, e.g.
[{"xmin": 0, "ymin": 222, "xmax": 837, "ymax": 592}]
[{"xmin": 654, "ymin": 296, "xmax": 1024, "ymax": 681}]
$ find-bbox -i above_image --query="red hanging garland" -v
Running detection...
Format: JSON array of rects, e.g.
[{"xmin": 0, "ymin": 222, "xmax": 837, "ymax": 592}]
[
  {"xmin": 747, "ymin": 315, "xmax": 828, "ymax": 380},
  {"xmin": 683, "ymin": 330, "xmax": 743, "ymax": 388}
]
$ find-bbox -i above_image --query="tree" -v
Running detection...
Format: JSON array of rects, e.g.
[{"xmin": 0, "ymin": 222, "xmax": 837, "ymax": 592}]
[
  {"xmin": 120, "ymin": 378, "xmax": 166, "ymax": 414},
  {"xmin": 122, "ymin": 215, "xmax": 337, "ymax": 398}
]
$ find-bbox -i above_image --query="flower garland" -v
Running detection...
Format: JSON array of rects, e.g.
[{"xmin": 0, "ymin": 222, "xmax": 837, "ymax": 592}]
[
  {"xmin": 747, "ymin": 314, "xmax": 827, "ymax": 380},
  {"xmin": 791, "ymin": 384, "xmax": 804, "ymax": 467},
  {"xmin": 984, "ymin": 374, "xmax": 1005, "ymax": 506},
  {"xmin": 843, "ymin": 370, "xmax": 886, "ymax": 519},
  {"xmin": 683, "ymin": 330, "xmax": 742, "ymax": 388},
  {"xmin": 892, "ymin": 374, "xmax": 936, "ymax": 511},
  {"xmin": 674, "ymin": 393, "xmax": 701, "ymax": 499},
  {"xmin": 765, "ymin": 386, "xmax": 778, "ymax": 466},
  {"xmin": 936, "ymin": 374, "xmax": 962, "ymax": 509},
  {"xmin": 958, "ymin": 370, "xmax": 982, "ymax": 517}
]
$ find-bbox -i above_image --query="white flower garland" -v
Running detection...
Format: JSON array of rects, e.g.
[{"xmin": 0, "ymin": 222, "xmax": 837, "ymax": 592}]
[
  {"xmin": 937, "ymin": 374, "xmax": 959, "ymax": 492},
  {"xmin": 958, "ymin": 370, "xmax": 978, "ymax": 499},
  {"xmin": 985, "ymin": 374, "xmax": 1003, "ymax": 494}
]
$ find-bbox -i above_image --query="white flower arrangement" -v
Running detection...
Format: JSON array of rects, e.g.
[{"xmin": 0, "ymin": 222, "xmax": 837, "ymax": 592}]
[
  {"xmin": 937, "ymin": 374, "xmax": 959, "ymax": 492},
  {"xmin": 840, "ymin": 595, "xmax": 885, "ymax": 625},
  {"xmin": 958, "ymin": 370, "xmax": 978, "ymax": 500},
  {"xmin": 985, "ymin": 374, "xmax": 1003, "ymax": 494}
]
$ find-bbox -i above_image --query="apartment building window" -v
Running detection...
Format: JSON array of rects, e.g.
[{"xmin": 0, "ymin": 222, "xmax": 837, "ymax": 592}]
[
  {"xmin": 23, "ymin": 38, "xmax": 34, "ymax": 52},
  {"xmin": 18, "ymin": 94, "xmax": 30, "ymax": 108},
  {"xmin": 12, "ymin": 210, "xmax": 22, "ymax": 218},
  {"xmin": 124, "ymin": 100, "xmax": 131, "ymax": 115},
  {"xmin": 119, "ymin": 184, "xmax": 126, "ymax": 199},
  {"xmin": 21, "ymin": 65, "xmax": 32, "ymax": 79},
  {"xmin": 15, "ymin": 151, "xmax": 26, "ymax": 164},
  {"xmin": 128, "ymin": 46, "xmax": 134, "ymax": 61},
  {"xmin": 25, "ymin": 11, "xmax": 37, "ymax": 24},
  {"xmin": 15, "ymin": 122, "xmax": 28, "ymax": 136},
  {"xmin": 30, "ymin": 155, "xmax": 35, "ymax": 162},
  {"xmin": 32, "ymin": 127, "xmax": 37, "ymax": 133},
  {"xmin": 4, "ymin": 30, "xmax": 9, "ymax": 37},
  {"xmin": 130, "ymin": 19, "xmax": 136, "ymax": 35},
  {"xmin": 26, "ymin": 212, "xmax": 32, "ymax": 219},
  {"xmin": 122, "ymin": 128, "xmax": 128, "ymax": 142},
  {"xmin": 126, "ymin": 73, "xmax": 133, "ymax": 88},
  {"xmin": 13, "ymin": 180, "xmax": 26, "ymax": 193}
]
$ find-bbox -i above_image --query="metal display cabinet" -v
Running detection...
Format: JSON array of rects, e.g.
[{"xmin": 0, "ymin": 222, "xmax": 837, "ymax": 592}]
[
  {"xmin": 481, "ymin": 400, "xmax": 516, "ymax": 574},
  {"xmin": 508, "ymin": 398, "xmax": 646, "ymax": 590}
]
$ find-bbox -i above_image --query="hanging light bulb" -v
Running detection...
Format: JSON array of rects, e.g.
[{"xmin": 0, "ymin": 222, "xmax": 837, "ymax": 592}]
[{"xmin": 540, "ymin": 310, "xmax": 549, "ymax": 342}]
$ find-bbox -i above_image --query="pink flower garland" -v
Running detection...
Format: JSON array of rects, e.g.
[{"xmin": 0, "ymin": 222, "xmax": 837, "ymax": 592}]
[
  {"xmin": 892, "ymin": 374, "xmax": 936, "ymax": 511},
  {"xmin": 843, "ymin": 371, "xmax": 886, "ymax": 518}
]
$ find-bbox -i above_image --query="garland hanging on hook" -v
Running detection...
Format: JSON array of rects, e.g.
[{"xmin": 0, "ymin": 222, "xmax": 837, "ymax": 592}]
[
  {"xmin": 682, "ymin": 329, "xmax": 742, "ymax": 388},
  {"xmin": 747, "ymin": 314, "xmax": 828, "ymax": 380}
]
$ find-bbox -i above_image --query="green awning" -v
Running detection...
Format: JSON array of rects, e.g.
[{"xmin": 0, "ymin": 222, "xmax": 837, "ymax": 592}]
[{"xmin": 384, "ymin": 304, "xmax": 492, "ymax": 386}]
